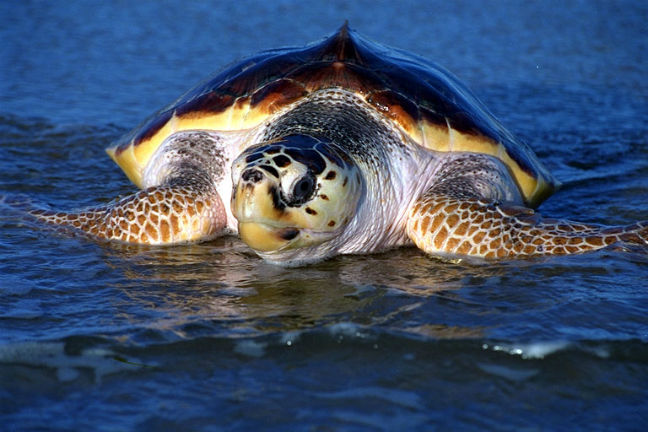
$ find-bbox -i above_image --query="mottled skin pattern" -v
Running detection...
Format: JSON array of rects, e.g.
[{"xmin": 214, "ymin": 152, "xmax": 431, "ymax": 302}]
[
  {"xmin": 31, "ymin": 185, "xmax": 225, "ymax": 244},
  {"xmin": 408, "ymin": 191, "xmax": 648, "ymax": 260},
  {"xmin": 407, "ymin": 154, "xmax": 648, "ymax": 259},
  {"xmin": 29, "ymin": 131, "xmax": 229, "ymax": 244}
]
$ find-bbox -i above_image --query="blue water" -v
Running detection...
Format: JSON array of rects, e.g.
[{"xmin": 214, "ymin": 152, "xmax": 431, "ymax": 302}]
[{"xmin": 1, "ymin": 1, "xmax": 648, "ymax": 430}]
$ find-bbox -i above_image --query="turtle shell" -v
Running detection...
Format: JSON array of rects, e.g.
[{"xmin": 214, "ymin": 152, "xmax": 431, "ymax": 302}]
[{"xmin": 107, "ymin": 23, "xmax": 558, "ymax": 206}]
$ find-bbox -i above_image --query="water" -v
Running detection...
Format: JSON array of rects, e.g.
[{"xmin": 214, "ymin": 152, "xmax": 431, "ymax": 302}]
[{"xmin": 1, "ymin": 1, "xmax": 647, "ymax": 430}]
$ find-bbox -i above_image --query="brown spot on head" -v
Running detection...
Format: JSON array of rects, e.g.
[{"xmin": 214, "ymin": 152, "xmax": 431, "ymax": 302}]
[
  {"xmin": 259, "ymin": 164, "xmax": 279, "ymax": 178},
  {"xmin": 305, "ymin": 207, "xmax": 317, "ymax": 215},
  {"xmin": 328, "ymin": 220, "xmax": 336, "ymax": 227},
  {"xmin": 278, "ymin": 228, "xmax": 299, "ymax": 241},
  {"xmin": 273, "ymin": 155, "xmax": 291, "ymax": 167},
  {"xmin": 325, "ymin": 170, "xmax": 337, "ymax": 180},
  {"xmin": 320, "ymin": 194, "xmax": 329, "ymax": 201}
]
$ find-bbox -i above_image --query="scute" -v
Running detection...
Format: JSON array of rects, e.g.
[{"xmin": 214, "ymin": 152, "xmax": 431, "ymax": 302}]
[{"xmin": 106, "ymin": 23, "xmax": 557, "ymax": 206}]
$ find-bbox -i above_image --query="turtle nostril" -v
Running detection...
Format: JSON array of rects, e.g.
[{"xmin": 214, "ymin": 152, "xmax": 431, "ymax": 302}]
[{"xmin": 242, "ymin": 168, "xmax": 264, "ymax": 183}]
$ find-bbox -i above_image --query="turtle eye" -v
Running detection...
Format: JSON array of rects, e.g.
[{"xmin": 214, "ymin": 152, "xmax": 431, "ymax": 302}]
[{"xmin": 288, "ymin": 173, "xmax": 316, "ymax": 206}]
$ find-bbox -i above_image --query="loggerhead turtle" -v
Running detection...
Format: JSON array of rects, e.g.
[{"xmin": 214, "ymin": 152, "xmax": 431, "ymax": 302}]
[{"xmin": 26, "ymin": 24, "xmax": 647, "ymax": 266}]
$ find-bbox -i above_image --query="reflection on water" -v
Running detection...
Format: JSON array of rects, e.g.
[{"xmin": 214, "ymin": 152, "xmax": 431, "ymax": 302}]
[{"xmin": 97, "ymin": 236, "xmax": 508, "ymax": 340}]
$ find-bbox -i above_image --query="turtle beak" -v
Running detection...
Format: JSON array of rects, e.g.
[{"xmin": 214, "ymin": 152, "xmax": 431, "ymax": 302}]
[
  {"xmin": 238, "ymin": 221, "xmax": 299, "ymax": 252},
  {"xmin": 232, "ymin": 168, "xmax": 304, "ymax": 252}
]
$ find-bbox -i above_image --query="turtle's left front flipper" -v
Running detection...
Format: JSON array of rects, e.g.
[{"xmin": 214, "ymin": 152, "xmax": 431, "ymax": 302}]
[
  {"xmin": 406, "ymin": 155, "xmax": 648, "ymax": 260},
  {"xmin": 407, "ymin": 193, "xmax": 647, "ymax": 259}
]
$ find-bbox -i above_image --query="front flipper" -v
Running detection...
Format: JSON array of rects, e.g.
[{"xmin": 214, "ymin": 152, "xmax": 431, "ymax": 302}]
[
  {"xmin": 406, "ymin": 154, "xmax": 647, "ymax": 260},
  {"xmin": 407, "ymin": 193, "xmax": 647, "ymax": 259},
  {"xmin": 28, "ymin": 182, "xmax": 226, "ymax": 244},
  {"xmin": 15, "ymin": 130, "xmax": 230, "ymax": 245}
]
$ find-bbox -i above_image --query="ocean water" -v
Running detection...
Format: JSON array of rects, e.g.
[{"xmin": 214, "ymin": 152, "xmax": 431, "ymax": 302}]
[{"xmin": 1, "ymin": 1, "xmax": 647, "ymax": 430}]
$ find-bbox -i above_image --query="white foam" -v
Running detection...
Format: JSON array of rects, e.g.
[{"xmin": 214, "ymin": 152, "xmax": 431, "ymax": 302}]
[
  {"xmin": 280, "ymin": 330, "xmax": 302, "ymax": 346},
  {"xmin": 483, "ymin": 340, "xmax": 570, "ymax": 359},
  {"xmin": 0, "ymin": 341, "xmax": 141, "ymax": 383}
]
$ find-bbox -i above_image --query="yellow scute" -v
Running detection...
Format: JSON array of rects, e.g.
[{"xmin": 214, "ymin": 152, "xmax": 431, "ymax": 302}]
[
  {"xmin": 105, "ymin": 102, "xmax": 269, "ymax": 188},
  {"xmin": 416, "ymin": 118, "xmax": 554, "ymax": 206}
]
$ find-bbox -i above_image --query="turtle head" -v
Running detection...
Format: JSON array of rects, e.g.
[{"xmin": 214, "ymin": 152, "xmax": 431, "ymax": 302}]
[{"xmin": 231, "ymin": 135, "xmax": 362, "ymax": 265}]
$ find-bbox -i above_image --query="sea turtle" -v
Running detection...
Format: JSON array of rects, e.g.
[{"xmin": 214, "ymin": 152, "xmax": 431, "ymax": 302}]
[{"xmin": 25, "ymin": 24, "xmax": 647, "ymax": 266}]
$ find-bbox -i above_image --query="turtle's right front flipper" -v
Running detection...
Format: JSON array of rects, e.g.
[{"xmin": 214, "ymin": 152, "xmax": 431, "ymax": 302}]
[
  {"xmin": 27, "ymin": 182, "xmax": 226, "ymax": 244},
  {"xmin": 17, "ymin": 130, "xmax": 235, "ymax": 245}
]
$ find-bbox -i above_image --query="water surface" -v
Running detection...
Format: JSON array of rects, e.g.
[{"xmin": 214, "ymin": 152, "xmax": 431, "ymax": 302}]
[{"xmin": 1, "ymin": 1, "xmax": 647, "ymax": 430}]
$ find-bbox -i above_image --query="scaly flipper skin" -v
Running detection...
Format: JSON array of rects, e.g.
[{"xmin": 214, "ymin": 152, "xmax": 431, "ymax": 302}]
[
  {"xmin": 407, "ymin": 194, "xmax": 648, "ymax": 259},
  {"xmin": 406, "ymin": 155, "xmax": 648, "ymax": 259},
  {"xmin": 23, "ymin": 130, "xmax": 230, "ymax": 244},
  {"xmin": 28, "ymin": 184, "xmax": 226, "ymax": 244}
]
